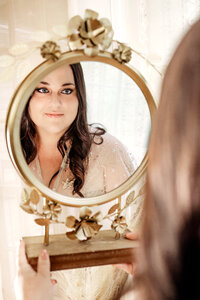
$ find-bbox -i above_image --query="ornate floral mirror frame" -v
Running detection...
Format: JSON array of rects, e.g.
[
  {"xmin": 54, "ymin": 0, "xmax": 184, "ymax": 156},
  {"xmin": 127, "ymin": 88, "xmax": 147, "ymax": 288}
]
[
  {"xmin": 6, "ymin": 50, "xmax": 156, "ymax": 207},
  {"xmin": 5, "ymin": 10, "xmax": 158, "ymax": 270}
]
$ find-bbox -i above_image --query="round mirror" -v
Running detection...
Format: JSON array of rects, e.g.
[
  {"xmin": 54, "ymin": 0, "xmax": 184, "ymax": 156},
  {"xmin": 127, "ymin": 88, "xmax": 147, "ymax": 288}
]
[{"xmin": 6, "ymin": 51, "xmax": 156, "ymax": 206}]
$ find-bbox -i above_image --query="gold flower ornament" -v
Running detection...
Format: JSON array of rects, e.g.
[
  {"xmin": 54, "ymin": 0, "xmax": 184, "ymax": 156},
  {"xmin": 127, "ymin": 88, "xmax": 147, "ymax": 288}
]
[
  {"xmin": 43, "ymin": 202, "xmax": 62, "ymax": 221},
  {"xmin": 112, "ymin": 43, "xmax": 132, "ymax": 64},
  {"xmin": 67, "ymin": 9, "xmax": 114, "ymax": 56},
  {"xmin": 40, "ymin": 41, "xmax": 62, "ymax": 61},
  {"xmin": 66, "ymin": 207, "xmax": 102, "ymax": 241}
]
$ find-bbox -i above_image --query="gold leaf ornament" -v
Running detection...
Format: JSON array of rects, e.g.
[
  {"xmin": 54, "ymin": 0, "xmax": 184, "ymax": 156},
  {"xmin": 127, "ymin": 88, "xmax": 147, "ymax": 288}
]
[
  {"xmin": 35, "ymin": 218, "xmax": 51, "ymax": 226},
  {"xmin": 20, "ymin": 188, "xmax": 34, "ymax": 214},
  {"xmin": 20, "ymin": 204, "xmax": 34, "ymax": 214},
  {"xmin": 108, "ymin": 203, "xmax": 119, "ymax": 215},
  {"xmin": 125, "ymin": 190, "xmax": 136, "ymax": 206},
  {"xmin": 40, "ymin": 41, "xmax": 61, "ymax": 61},
  {"xmin": 21, "ymin": 188, "xmax": 29, "ymax": 204},
  {"xmin": 113, "ymin": 43, "xmax": 132, "ymax": 64},
  {"xmin": 30, "ymin": 189, "xmax": 40, "ymax": 205}
]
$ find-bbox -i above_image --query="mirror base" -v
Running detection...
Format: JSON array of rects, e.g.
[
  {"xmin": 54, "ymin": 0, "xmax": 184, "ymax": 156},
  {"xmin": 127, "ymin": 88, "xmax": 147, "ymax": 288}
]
[{"xmin": 23, "ymin": 230, "xmax": 138, "ymax": 271}]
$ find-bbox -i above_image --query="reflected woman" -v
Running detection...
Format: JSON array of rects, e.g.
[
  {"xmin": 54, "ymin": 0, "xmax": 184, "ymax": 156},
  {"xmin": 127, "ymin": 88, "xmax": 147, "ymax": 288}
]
[
  {"xmin": 20, "ymin": 63, "xmax": 136, "ymax": 299},
  {"xmin": 21, "ymin": 63, "xmax": 135, "ymax": 198}
]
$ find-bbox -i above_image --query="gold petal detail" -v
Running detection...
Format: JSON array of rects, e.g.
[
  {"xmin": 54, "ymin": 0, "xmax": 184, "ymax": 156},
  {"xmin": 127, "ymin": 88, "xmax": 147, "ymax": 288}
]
[
  {"xmin": 20, "ymin": 204, "xmax": 34, "ymax": 214},
  {"xmin": 68, "ymin": 34, "xmax": 83, "ymax": 49},
  {"xmin": 67, "ymin": 15, "xmax": 82, "ymax": 35},
  {"xmin": 83, "ymin": 19, "xmax": 105, "ymax": 39},
  {"xmin": 108, "ymin": 203, "xmax": 119, "ymax": 215},
  {"xmin": 66, "ymin": 231, "xmax": 77, "ymax": 240},
  {"xmin": 66, "ymin": 216, "xmax": 77, "ymax": 228},
  {"xmin": 92, "ymin": 211, "xmax": 103, "ymax": 222},
  {"xmin": 88, "ymin": 222, "xmax": 102, "ymax": 232},
  {"xmin": 53, "ymin": 204, "xmax": 62, "ymax": 213},
  {"xmin": 30, "ymin": 189, "xmax": 40, "ymax": 205},
  {"xmin": 101, "ymin": 35, "xmax": 113, "ymax": 50},
  {"xmin": 100, "ymin": 18, "xmax": 112, "ymax": 32},
  {"xmin": 76, "ymin": 227, "xmax": 88, "ymax": 241},
  {"xmin": 79, "ymin": 207, "xmax": 92, "ymax": 219},
  {"xmin": 82, "ymin": 223, "xmax": 94, "ymax": 238},
  {"xmin": 84, "ymin": 9, "xmax": 99, "ymax": 20},
  {"xmin": 81, "ymin": 38, "xmax": 94, "ymax": 47},
  {"xmin": 21, "ymin": 188, "xmax": 29, "ymax": 204},
  {"xmin": 84, "ymin": 46, "xmax": 99, "ymax": 57},
  {"xmin": 126, "ymin": 190, "xmax": 136, "ymax": 206},
  {"xmin": 34, "ymin": 218, "xmax": 51, "ymax": 226}
]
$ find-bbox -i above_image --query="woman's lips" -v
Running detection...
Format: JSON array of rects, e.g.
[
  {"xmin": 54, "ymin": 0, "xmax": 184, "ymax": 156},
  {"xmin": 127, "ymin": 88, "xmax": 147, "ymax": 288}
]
[{"xmin": 45, "ymin": 113, "xmax": 64, "ymax": 118}]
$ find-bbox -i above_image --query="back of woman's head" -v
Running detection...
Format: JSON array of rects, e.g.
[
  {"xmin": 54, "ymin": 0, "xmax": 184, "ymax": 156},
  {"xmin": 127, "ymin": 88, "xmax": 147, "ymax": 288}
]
[{"xmin": 137, "ymin": 20, "xmax": 200, "ymax": 300}]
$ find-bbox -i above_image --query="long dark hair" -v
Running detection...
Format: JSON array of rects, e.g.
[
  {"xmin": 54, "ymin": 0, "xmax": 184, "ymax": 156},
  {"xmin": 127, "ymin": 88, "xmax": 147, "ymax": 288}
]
[
  {"xmin": 136, "ymin": 20, "xmax": 200, "ymax": 299},
  {"xmin": 20, "ymin": 63, "xmax": 105, "ymax": 197}
]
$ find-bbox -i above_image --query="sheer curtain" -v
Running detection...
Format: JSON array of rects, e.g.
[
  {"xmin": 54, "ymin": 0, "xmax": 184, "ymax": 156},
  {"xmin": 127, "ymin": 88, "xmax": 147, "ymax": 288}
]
[{"xmin": 0, "ymin": 0, "xmax": 199, "ymax": 299}]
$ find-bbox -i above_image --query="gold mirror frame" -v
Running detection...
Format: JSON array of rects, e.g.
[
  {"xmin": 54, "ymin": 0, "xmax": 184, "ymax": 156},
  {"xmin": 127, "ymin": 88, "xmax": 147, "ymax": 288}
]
[{"xmin": 6, "ymin": 50, "xmax": 156, "ymax": 207}]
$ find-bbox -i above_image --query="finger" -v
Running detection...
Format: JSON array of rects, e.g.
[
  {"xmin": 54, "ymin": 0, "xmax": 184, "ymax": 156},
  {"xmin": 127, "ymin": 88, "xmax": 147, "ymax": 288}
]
[
  {"xmin": 37, "ymin": 249, "xmax": 51, "ymax": 277},
  {"xmin": 125, "ymin": 232, "xmax": 139, "ymax": 240},
  {"xmin": 17, "ymin": 239, "xmax": 32, "ymax": 272},
  {"xmin": 51, "ymin": 279, "xmax": 57, "ymax": 286}
]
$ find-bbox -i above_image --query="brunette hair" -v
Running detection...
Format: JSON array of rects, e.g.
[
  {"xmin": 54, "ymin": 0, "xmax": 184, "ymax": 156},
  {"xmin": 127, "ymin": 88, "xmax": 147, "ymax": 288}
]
[
  {"xmin": 20, "ymin": 63, "xmax": 105, "ymax": 197},
  {"xmin": 136, "ymin": 20, "xmax": 200, "ymax": 299}
]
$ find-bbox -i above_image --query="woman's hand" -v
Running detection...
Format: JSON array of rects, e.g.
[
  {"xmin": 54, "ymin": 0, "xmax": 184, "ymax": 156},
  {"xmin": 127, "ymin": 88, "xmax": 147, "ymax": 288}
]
[
  {"xmin": 113, "ymin": 232, "xmax": 139, "ymax": 275},
  {"xmin": 15, "ymin": 240, "xmax": 56, "ymax": 300}
]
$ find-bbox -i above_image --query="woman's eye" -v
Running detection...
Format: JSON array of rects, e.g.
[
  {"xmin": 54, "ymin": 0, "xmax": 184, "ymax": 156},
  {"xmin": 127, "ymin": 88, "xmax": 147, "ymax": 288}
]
[
  {"xmin": 35, "ymin": 88, "xmax": 49, "ymax": 93},
  {"xmin": 61, "ymin": 88, "xmax": 73, "ymax": 95}
]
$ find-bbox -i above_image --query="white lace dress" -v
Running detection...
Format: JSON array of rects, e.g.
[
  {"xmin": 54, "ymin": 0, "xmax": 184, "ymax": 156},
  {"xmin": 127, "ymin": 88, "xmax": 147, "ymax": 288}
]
[{"xmin": 29, "ymin": 132, "xmax": 137, "ymax": 300}]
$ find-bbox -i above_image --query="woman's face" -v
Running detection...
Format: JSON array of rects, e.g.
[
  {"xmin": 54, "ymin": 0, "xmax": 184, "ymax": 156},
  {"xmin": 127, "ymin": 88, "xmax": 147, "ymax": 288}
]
[{"xmin": 28, "ymin": 64, "xmax": 79, "ymax": 138}]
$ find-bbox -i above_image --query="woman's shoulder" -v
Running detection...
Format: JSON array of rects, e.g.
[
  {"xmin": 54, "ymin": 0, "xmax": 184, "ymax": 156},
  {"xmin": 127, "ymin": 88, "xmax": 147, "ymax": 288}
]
[
  {"xmin": 90, "ymin": 129, "xmax": 129, "ymax": 157},
  {"xmin": 89, "ymin": 130, "xmax": 136, "ymax": 176}
]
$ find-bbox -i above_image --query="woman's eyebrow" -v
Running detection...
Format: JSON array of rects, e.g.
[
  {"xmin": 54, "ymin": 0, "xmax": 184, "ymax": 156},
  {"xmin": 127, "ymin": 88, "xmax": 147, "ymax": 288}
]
[
  {"xmin": 39, "ymin": 81, "xmax": 75, "ymax": 86},
  {"xmin": 62, "ymin": 83, "xmax": 75, "ymax": 86},
  {"xmin": 40, "ymin": 81, "xmax": 49, "ymax": 85}
]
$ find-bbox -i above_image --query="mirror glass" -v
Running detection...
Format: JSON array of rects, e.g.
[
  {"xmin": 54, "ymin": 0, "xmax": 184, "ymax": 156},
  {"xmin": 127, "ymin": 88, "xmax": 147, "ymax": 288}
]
[{"xmin": 20, "ymin": 61, "xmax": 151, "ymax": 198}]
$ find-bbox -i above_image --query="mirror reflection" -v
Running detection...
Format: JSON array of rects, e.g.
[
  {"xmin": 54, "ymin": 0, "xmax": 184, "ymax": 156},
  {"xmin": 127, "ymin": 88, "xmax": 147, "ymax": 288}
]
[{"xmin": 20, "ymin": 62, "xmax": 151, "ymax": 198}]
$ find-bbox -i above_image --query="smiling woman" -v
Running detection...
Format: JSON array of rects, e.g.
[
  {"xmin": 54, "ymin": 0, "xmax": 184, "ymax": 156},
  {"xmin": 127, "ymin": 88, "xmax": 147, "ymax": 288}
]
[{"xmin": 20, "ymin": 63, "xmax": 135, "ymax": 198}]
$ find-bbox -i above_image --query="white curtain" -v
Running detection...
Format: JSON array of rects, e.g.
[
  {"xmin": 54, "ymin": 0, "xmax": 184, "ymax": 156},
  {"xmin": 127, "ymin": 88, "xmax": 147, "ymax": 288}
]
[{"xmin": 0, "ymin": 0, "xmax": 199, "ymax": 299}]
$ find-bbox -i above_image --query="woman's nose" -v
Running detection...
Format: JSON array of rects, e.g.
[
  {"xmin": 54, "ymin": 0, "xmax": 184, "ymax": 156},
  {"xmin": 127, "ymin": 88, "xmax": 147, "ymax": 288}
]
[{"xmin": 49, "ymin": 92, "xmax": 61, "ymax": 105}]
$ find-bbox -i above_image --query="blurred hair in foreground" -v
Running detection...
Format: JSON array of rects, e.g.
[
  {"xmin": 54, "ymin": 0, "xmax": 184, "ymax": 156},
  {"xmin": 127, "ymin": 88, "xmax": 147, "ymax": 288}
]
[{"xmin": 136, "ymin": 19, "xmax": 200, "ymax": 300}]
